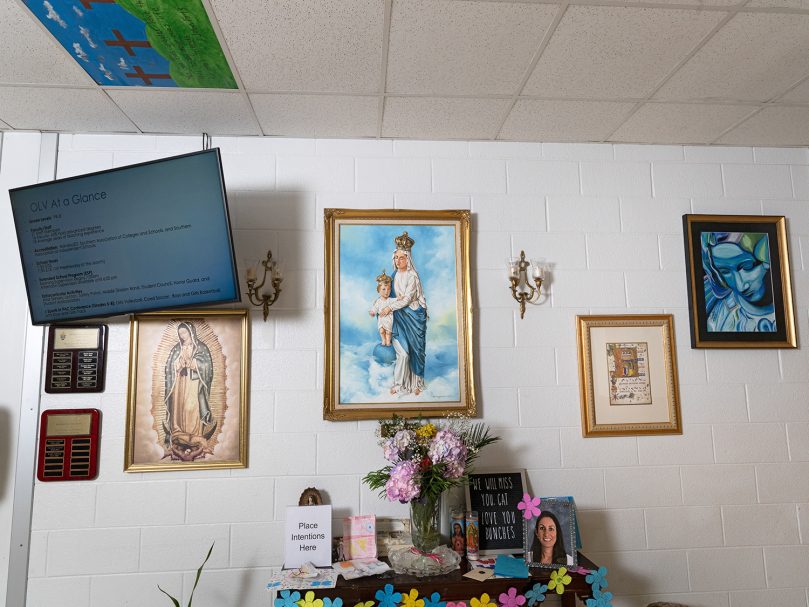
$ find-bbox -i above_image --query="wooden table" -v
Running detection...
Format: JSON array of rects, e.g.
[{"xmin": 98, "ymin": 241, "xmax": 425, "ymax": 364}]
[{"xmin": 313, "ymin": 553, "xmax": 599, "ymax": 607}]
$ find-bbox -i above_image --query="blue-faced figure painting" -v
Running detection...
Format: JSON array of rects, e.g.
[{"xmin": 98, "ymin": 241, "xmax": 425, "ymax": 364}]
[
  {"xmin": 701, "ymin": 231, "xmax": 776, "ymax": 332},
  {"xmin": 340, "ymin": 225, "xmax": 460, "ymax": 403}
]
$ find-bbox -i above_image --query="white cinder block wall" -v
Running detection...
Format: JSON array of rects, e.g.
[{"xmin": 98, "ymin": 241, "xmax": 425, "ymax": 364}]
[{"xmin": 13, "ymin": 134, "xmax": 809, "ymax": 607}]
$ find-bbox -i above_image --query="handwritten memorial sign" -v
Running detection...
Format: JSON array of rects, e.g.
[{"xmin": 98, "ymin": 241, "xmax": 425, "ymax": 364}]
[{"xmin": 465, "ymin": 470, "xmax": 526, "ymax": 555}]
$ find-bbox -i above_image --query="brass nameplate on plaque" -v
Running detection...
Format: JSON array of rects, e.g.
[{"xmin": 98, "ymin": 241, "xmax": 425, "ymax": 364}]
[
  {"xmin": 46, "ymin": 413, "xmax": 92, "ymax": 436},
  {"xmin": 53, "ymin": 328, "xmax": 100, "ymax": 350}
]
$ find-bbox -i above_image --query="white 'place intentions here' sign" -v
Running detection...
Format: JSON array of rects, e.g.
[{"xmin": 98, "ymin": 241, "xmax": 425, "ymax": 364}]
[{"xmin": 284, "ymin": 504, "xmax": 332, "ymax": 568}]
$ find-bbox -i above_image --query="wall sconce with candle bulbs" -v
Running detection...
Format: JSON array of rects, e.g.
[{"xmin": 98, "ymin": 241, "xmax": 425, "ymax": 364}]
[
  {"xmin": 245, "ymin": 250, "xmax": 283, "ymax": 321},
  {"xmin": 507, "ymin": 251, "xmax": 548, "ymax": 319}
]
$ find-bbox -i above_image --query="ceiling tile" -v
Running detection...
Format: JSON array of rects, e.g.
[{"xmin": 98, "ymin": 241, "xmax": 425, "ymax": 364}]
[
  {"xmin": 746, "ymin": 0, "xmax": 809, "ymax": 7},
  {"xmin": 499, "ymin": 99, "xmax": 634, "ymax": 142},
  {"xmin": 107, "ymin": 90, "xmax": 260, "ymax": 135},
  {"xmin": 0, "ymin": 86, "xmax": 135, "ymax": 131},
  {"xmin": 655, "ymin": 13, "xmax": 809, "ymax": 102},
  {"xmin": 209, "ymin": 0, "xmax": 384, "ymax": 93},
  {"xmin": 382, "ymin": 97, "xmax": 510, "ymax": 140},
  {"xmin": 625, "ymin": 0, "xmax": 742, "ymax": 4},
  {"xmin": 610, "ymin": 102, "xmax": 755, "ymax": 144},
  {"xmin": 523, "ymin": 7, "xmax": 724, "ymax": 100},
  {"xmin": 0, "ymin": 118, "xmax": 10, "ymax": 129},
  {"xmin": 0, "ymin": 1, "xmax": 92, "ymax": 86},
  {"xmin": 778, "ymin": 78, "xmax": 809, "ymax": 103},
  {"xmin": 717, "ymin": 106, "xmax": 809, "ymax": 146},
  {"xmin": 386, "ymin": 0, "xmax": 557, "ymax": 96},
  {"xmin": 250, "ymin": 94, "xmax": 379, "ymax": 137}
]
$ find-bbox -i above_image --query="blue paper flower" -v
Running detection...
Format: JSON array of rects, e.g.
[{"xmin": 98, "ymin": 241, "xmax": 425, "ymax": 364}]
[
  {"xmin": 376, "ymin": 584, "xmax": 403, "ymax": 607},
  {"xmin": 585, "ymin": 567, "xmax": 609, "ymax": 592},
  {"xmin": 276, "ymin": 590, "xmax": 302, "ymax": 607},
  {"xmin": 424, "ymin": 592, "xmax": 445, "ymax": 607},
  {"xmin": 585, "ymin": 588, "xmax": 613, "ymax": 607},
  {"xmin": 324, "ymin": 599, "xmax": 344, "ymax": 607},
  {"xmin": 524, "ymin": 583, "xmax": 548, "ymax": 606}
]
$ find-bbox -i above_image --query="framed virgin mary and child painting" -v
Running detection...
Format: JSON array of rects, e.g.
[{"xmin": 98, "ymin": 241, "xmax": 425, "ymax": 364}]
[{"xmin": 323, "ymin": 209, "xmax": 475, "ymax": 420}]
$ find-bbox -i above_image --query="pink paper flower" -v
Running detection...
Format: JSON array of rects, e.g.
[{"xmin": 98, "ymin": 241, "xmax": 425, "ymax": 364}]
[
  {"xmin": 446, "ymin": 603, "xmax": 467, "ymax": 607},
  {"xmin": 498, "ymin": 588, "xmax": 526, "ymax": 607},
  {"xmin": 516, "ymin": 493, "xmax": 541, "ymax": 520}
]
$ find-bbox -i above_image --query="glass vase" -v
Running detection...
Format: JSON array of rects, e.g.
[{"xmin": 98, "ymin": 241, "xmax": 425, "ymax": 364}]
[{"xmin": 410, "ymin": 495, "xmax": 441, "ymax": 552}]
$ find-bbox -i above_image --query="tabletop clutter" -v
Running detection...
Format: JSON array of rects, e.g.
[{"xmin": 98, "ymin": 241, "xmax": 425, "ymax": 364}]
[{"xmin": 267, "ymin": 512, "xmax": 529, "ymax": 591}]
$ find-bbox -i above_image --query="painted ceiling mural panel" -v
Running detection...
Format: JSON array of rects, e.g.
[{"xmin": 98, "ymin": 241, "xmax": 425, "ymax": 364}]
[{"xmin": 24, "ymin": 0, "xmax": 236, "ymax": 88}]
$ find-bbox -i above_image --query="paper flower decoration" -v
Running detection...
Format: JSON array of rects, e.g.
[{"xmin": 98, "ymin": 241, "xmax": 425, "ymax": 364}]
[
  {"xmin": 424, "ymin": 592, "xmax": 446, "ymax": 607},
  {"xmin": 354, "ymin": 602, "xmax": 375, "ymax": 607},
  {"xmin": 585, "ymin": 566, "xmax": 609, "ymax": 592},
  {"xmin": 276, "ymin": 590, "xmax": 302, "ymax": 607},
  {"xmin": 585, "ymin": 588, "xmax": 614, "ymax": 607},
  {"xmin": 297, "ymin": 591, "xmax": 324, "ymax": 607},
  {"xmin": 323, "ymin": 599, "xmax": 344, "ymax": 607},
  {"xmin": 446, "ymin": 602, "xmax": 467, "ymax": 607},
  {"xmin": 470, "ymin": 594, "xmax": 496, "ymax": 607},
  {"xmin": 547, "ymin": 567, "xmax": 572, "ymax": 595},
  {"xmin": 376, "ymin": 584, "xmax": 403, "ymax": 607},
  {"xmin": 516, "ymin": 493, "xmax": 542, "ymax": 520},
  {"xmin": 498, "ymin": 587, "xmax": 526, "ymax": 607},
  {"xmin": 402, "ymin": 589, "xmax": 425, "ymax": 607},
  {"xmin": 524, "ymin": 583, "xmax": 548, "ymax": 606}
]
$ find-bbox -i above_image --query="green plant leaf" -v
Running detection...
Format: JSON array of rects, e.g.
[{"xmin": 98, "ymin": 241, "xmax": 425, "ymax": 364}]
[
  {"xmin": 157, "ymin": 585, "xmax": 182, "ymax": 607},
  {"xmin": 187, "ymin": 542, "xmax": 215, "ymax": 607}
]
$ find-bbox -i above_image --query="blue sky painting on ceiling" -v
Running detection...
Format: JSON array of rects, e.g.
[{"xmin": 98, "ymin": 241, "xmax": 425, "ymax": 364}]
[{"xmin": 25, "ymin": 0, "xmax": 236, "ymax": 88}]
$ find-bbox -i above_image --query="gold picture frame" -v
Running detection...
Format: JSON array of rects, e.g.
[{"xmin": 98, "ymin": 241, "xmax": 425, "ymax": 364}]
[
  {"xmin": 576, "ymin": 314, "xmax": 682, "ymax": 437},
  {"xmin": 125, "ymin": 309, "xmax": 249, "ymax": 471},
  {"xmin": 323, "ymin": 209, "xmax": 475, "ymax": 420}
]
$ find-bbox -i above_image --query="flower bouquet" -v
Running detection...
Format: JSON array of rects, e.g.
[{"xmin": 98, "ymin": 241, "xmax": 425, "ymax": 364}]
[{"xmin": 363, "ymin": 415, "xmax": 499, "ymax": 570}]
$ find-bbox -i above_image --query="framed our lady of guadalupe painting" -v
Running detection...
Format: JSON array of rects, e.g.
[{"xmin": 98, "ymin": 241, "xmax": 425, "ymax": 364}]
[
  {"xmin": 125, "ymin": 309, "xmax": 249, "ymax": 471},
  {"xmin": 323, "ymin": 209, "xmax": 475, "ymax": 421}
]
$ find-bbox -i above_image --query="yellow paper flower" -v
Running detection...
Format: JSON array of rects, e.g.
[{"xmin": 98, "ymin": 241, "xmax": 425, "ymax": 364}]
[
  {"xmin": 402, "ymin": 589, "xmax": 425, "ymax": 607},
  {"xmin": 470, "ymin": 594, "xmax": 495, "ymax": 607},
  {"xmin": 416, "ymin": 423, "xmax": 437, "ymax": 440},
  {"xmin": 297, "ymin": 591, "xmax": 324, "ymax": 607},
  {"xmin": 547, "ymin": 567, "xmax": 572, "ymax": 595},
  {"xmin": 354, "ymin": 602, "xmax": 375, "ymax": 607}
]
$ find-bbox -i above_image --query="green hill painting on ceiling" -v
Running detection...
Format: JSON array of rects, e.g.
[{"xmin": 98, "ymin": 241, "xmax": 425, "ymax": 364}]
[{"xmin": 25, "ymin": 0, "xmax": 236, "ymax": 88}]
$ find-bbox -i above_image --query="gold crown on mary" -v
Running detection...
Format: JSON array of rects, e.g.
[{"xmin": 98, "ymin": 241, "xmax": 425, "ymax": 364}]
[
  {"xmin": 395, "ymin": 231, "xmax": 415, "ymax": 251},
  {"xmin": 376, "ymin": 269, "xmax": 392, "ymax": 285}
]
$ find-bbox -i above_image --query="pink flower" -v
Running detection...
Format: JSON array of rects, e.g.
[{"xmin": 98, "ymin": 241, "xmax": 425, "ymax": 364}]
[
  {"xmin": 428, "ymin": 430, "xmax": 467, "ymax": 479},
  {"xmin": 385, "ymin": 460, "xmax": 421, "ymax": 502},
  {"xmin": 498, "ymin": 588, "xmax": 526, "ymax": 607},
  {"xmin": 447, "ymin": 603, "xmax": 467, "ymax": 607},
  {"xmin": 517, "ymin": 493, "xmax": 541, "ymax": 520}
]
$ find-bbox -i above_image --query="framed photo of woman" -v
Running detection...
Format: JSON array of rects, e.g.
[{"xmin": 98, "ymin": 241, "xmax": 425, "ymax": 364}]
[
  {"xmin": 124, "ymin": 309, "xmax": 249, "ymax": 471},
  {"xmin": 323, "ymin": 209, "xmax": 475, "ymax": 420},
  {"xmin": 682, "ymin": 214, "xmax": 796, "ymax": 348},
  {"xmin": 524, "ymin": 498, "xmax": 577, "ymax": 570}
]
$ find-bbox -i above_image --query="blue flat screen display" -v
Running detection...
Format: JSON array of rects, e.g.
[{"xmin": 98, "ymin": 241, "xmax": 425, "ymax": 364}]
[{"xmin": 10, "ymin": 149, "xmax": 240, "ymax": 325}]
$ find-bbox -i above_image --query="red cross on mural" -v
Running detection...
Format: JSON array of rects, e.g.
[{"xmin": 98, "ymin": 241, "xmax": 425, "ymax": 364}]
[
  {"xmin": 79, "ymin": 0, "xmax": 116, "ymax": 9},
  {"xmin": 124, "ymin": 65, "xmax": 171, "ymax": 86},
  {"xmin": 104, "ymin": 29, "xmax": 152, "ymax": 56}
]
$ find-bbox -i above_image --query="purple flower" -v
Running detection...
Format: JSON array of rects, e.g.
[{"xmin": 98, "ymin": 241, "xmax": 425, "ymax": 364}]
[
  {"xmin": 385, "ymin": 460, "xmax": 421, "ymax": 502},
  {"xmin": 428, "ymin": 430, "xmax": 467, "ymax": 479},
  {"xmin": 383, "ymin": 437, "xmax": 402, "ymax": 463}
]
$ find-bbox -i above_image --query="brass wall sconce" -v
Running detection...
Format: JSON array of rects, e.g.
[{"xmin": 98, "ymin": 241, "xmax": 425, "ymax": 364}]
[
  {"xmin": 507, "ymin": 251, "xmax": 547, "ymax": 319},
  {"xmin": 245, "ymin": 250, "xmax": 283, "ymax": 321}
]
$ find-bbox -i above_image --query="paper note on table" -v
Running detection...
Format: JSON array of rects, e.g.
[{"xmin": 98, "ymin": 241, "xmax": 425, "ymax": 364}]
[{"xmin": 343, "ymin": 514, "xmax": 377, "ymax": 559}]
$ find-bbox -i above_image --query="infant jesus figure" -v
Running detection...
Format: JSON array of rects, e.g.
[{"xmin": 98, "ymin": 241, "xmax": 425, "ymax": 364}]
[{"xmin": 369, "ymin": 269, "xmax": 394, "ymax": 346}]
